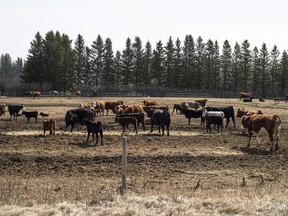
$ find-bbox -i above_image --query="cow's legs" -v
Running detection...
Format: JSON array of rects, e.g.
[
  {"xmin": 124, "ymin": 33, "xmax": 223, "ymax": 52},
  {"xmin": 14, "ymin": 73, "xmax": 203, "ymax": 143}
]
[{"xmin": 256, "ymin": 134, "xmax": 261, "ymax": 154}]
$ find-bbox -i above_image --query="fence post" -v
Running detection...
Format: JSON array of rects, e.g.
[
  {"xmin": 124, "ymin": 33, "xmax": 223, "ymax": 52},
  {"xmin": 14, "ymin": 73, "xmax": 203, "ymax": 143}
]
[{"xmin": 121, "ymin": 137, "xmax": 127, "ymax": 190}]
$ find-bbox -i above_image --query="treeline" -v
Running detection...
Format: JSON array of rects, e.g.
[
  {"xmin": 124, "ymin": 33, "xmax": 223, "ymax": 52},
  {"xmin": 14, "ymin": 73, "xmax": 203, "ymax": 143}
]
[
  {"xmin": 1, "ymin": 30, "xmax": 288, "ymax": 97},
  {"xmin": 0, "ymin": 54, "xmax": 23, "ymax": 94}
]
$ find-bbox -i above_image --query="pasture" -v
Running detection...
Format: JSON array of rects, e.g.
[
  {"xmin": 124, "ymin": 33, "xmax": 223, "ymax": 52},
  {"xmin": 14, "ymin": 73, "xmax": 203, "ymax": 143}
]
[{"xmin": 0, "ymin": 96, "xmax": 288, "ymax": 215}]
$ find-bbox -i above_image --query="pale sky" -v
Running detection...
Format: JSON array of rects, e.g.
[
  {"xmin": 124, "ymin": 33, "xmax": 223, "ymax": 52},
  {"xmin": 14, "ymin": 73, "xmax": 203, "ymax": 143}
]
[{"xmin": 1, "ymin": 0, "xmax": 287, "ymax": 60}]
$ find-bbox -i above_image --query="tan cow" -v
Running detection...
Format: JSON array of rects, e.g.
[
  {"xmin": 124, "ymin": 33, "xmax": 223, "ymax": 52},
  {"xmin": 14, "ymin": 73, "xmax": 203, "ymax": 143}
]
[
  {"xmin": 244, "ymin": 114, "xmax": 281, "ymax": 153},
  {"xmin": 43, "ymin": 118, "xmax": 56, "ymax": 136}
]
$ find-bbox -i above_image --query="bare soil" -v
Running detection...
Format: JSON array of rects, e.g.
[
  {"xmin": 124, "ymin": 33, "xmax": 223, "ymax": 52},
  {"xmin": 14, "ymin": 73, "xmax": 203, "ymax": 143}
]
[{"xmin": 0, "ymin": 97, "xmax": 288, "ymax": 206}]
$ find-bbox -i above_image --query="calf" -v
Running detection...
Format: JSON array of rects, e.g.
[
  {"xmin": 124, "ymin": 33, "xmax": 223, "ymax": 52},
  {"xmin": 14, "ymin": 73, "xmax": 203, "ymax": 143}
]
[
  {"xmin": 149, "ymin": 109, "xmax": 171, "ymax": 136},
  {"xmin": 39, "ymin": 112, "xmax": 49, "ymax": 117},
  {"xmin": 206, "ymin": 106, "xmax": 235, "ymax": 128},
  {"xmin": 181, "ymin": 109, "xmax": 204, "ymax": 125},
  {"xmin": 172, "ymin": 104, "xmax": 182, "ymax": 115},
  {"xmin": 116, "ymin": 113, "xmax": 145, "ymax": 131},
  {"xmin": 246, "ymin": 114, "xmax": 281, "ymax": 152},
  {"xmin": 43, "ymin": 118, "xmax": 56, "ymax": 136},
  {"xmin": 22, "ymin": 111, "xmax": 38, "ymax": 123},
  {"xmin": 115, "ymin": 116, "xmax": 138, "ymax": 137},
  {"xmin": 82, "ymin": 118, "xmax": 103, "ymax": 145},
  {"xmin": 203, "ymin": 111, "xmax": 225, "ymax": 133}
]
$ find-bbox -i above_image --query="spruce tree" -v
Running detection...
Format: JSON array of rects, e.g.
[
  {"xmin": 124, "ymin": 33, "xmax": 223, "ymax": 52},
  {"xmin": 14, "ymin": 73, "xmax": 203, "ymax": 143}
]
[
  {"xmin": 204, "ymin": 39, "xmax": 215, "ymax": 91},
  {"xmin": 20, "ymin": 32, "xmax": 45, "ymax": 85},
  {"xmin": 182, "ymin": 35, "xmax": 196, "ymax": 89},
  {"xmin": 259, "ymin": 43, "xmax": 270, "ymax": 97},
  {"xmin": 121, "ymin": 38, "xmax": 134, "ymax": 86},
  {"xmin": 240, "ymin": 40, "xmax": 251, "ymax": 92},
  {"xmin": 270, "ymin": 45, "xmax": 280, "ymax": 95},
  {"xmin": 231, "ymin": 42, "xmax": 242, "ymax": 92},
  {"xmin": 221, "ymin": 40, "xmax": 232, "ymax": 92},
  {"xmin": 132, "ymin": 36, "xmax": 144, "ymax": 86},
  {"xmin": 102, "ymin": 38, "xmax": 115, "ymax": 86},
  {"xmin": 164, "ymin": 36, "xmax": 174, "ymax": 88},
  {"xmin": 74, "ymin": 34, "xmax": 86, "ymax": 87},
  {"xmin": 195, "ymin": 36, "xmax": 205, "ymax": 89},
  {"xmin": 211, "ymin": 41, "xmax": 221, "ymax": 91},
  {"xmin": 143, "ymin": 41, "xmax": 152, "ymax": 89},
  {"xmin": 114, "ymin": 50, "xmax": 122, "ymax": 88},
  {"xmin": 151, "ymin": 40, "xmax": 165, "ymax": 88},
  {"xmin": 173, "ymin": 38, "xmax": 183, "ymax": 89},
  {"xmin": 91, "ymin": 35, "xmax": 104, "ymax": 88},
  {"xmin": 280, "ymin": 50, "xmax": 288, "ymax": 95},
  {"xmin": 251, "ymin": 47, "xmax": 260, "ymax": 94}
]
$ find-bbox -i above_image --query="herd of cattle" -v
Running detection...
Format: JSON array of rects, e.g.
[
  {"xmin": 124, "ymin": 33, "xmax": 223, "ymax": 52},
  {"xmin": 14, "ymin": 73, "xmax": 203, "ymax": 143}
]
[{"xmin": 0, "ymin": 98, "xmax": 282, "ymax": 153}]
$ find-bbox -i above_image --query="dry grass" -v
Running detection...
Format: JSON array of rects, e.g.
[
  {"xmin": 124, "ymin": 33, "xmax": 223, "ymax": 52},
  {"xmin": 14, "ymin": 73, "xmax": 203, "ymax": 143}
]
[{"xmin": 0, "ymin": 96, "xmax": 288, "ymax": 215}]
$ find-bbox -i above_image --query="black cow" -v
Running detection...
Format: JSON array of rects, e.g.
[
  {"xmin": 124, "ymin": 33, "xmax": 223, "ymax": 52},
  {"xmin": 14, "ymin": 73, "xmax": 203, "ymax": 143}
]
[
  {"xmin": 206, "ymin": 106, "xmax": 235, "ymax": 128},
  {"xmin": 8, "ymin": 104, "xmax": 25, "ymax": 120},
  {"xmin": 22, "ymin": 111, "xmax": 38, "ymax": 123},
  {"xmin": 172, "ymin": 104, "xmax": 183, "ymax": 115},
  {"xmin": 82, "ymin": 118, "xmax": 103, "ymax": 145},
  {"xmin": 65, "ymin": 108, "xmax": 96, "ymax": 132},
  {"xmin": 149, "ymin": 109, "xmax": 171, "ymax": 136},
  {"xmin": 181, "ymin": 109, "xmax": 204, "ymax": 125},
  {"xmin": 115, "ymin": 113, "xmax": 145, "ymax": 131}
]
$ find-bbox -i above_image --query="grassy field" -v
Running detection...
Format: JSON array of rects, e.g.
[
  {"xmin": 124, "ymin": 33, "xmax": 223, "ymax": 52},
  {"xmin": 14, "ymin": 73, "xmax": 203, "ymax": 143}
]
[{"xmin": 0, "ymin": 96, "xmax": 287, "ymax": 215}]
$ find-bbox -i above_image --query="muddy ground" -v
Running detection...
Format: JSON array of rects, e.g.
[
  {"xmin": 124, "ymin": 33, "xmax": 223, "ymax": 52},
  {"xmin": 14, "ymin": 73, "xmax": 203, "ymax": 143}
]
[{"xmin": 0, "ymin": 97, "xmax": 287, "ymax": 205}]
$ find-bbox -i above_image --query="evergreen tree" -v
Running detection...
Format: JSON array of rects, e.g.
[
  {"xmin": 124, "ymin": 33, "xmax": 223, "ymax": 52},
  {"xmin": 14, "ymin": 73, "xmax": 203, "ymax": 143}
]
[
  {"xmin": 74, "ymin": 34, "xmax": 86, "ymax": 87},
  {"xmin": 164, "ymin": 36, "xmax": 175, "ymax": 88},
  {"xmin": 151, "ymin": 40, "xmax": 165, "ymax": 88},
  {"xmin": 251, "ymin": 47, "xmax": 261, "ymax": 94},
  {"xmin": 173, "ymin": 38, "xmax": 183, "ymax": 88},
  {"xmin": 211, "ymin": 41, "xmax": 221, "ymax": 91},
  {"xmin": 59, "ymin": 33, "xmax": 76, "ymax": 92},
  {"xmin": 21, "ymin": 32, "xmax": 45, "ymax": 85},
  {"xmin": 182, "ymin": 35, "xmax": 196, "ymax": 89},
  {"xmin": 143, "ymin": 41, "xmax": 152, "ymax": 89},
  {"xmin": 132, "ymin": 36, "xmax": 144, "ymax": 86},
  {"xmin": 0, "ymin": 53, "xmax": 13, "ymax": 79},
  {"xmin": 231, "ymin": 42, "xmax": 242, "ymax": 92},
  {"xmin": 114, "ymin": 50, "xmax": 122, "ymax": 88},
  {"xmin": 204, "ymin": 39, "xmax": 215, "ymax": 91},
  {"xmin": 259, "ymin": 43, "xmax": 270, "ymax": 97},
  {"xmin": 240, "ymin": 40, "xmax": 251, "ymax": 92},
  {"xmin": 83, "ymin": 46, "xmax": 92, "ymax": 88},
  {"xmin": 270, "ymin": 45, "xmax": 280, "ymax": 95},
  {"xmin": 221, "ymin": 40, "xmax": 232, "ymax": 92},
  {"xmin": 91, "ymin": 35, "xmax": 104, "ymax": 88},
  {"xmin": 121, "ymin": 38, "xmax": 134, "ymax": 86},
  {"xmin": 195, "ymin": 36, "xmax": 205, "ymax": 89},
  {"xmin": 280, "ymin": 50, "xmax": 288, "ymax": 95},
  {"xmin": 102, "ymin": 38, "xmax": 115, "ymax": 85}
]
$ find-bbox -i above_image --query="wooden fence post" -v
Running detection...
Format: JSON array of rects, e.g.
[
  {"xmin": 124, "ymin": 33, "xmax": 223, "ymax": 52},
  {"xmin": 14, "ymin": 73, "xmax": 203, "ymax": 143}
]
[{"xmin": 121, "ymin": 137, "xmax": 127, "ymax": 190}]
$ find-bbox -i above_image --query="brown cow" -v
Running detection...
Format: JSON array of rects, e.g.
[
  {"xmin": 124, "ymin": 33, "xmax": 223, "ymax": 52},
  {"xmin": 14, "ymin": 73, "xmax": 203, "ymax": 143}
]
[
  {"xmin": 142, "ymin": 100, "xmax": 158, "ymax": 106},
  {"xmin": 104, "ymin": 101, "xmax": 124, "ymax": 115},
  {"xmin": 244, "ymin": 114, "xmax": 281, "ymax": 153},
  {"xmin": 122, "ymin": 105, "xmax": 143, "ymax": 114},
  {"xmin": 195, "ymin": 99, "xmax": 208, "ymax": 107},
  {"xmin": 92, "ymin": 101, "xmax": 105, "ymax": 116},
  {"xmin": 32, "ymin": 91, "xmax": 41, "ymax": 97},
  {"xmin": 43, "ymin": 118, "xmax": 56, "ymax": 136},
  {"xmin": 236, "ymin": 108, "xmax": 263, "ymax": 118},
  {"xmin": 240, "ymin": 92, "xmax": 252, "ymax": 100},
  {"xmin": 143, "ymin": 106, "xmax": 169, "ymax": 116}
]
